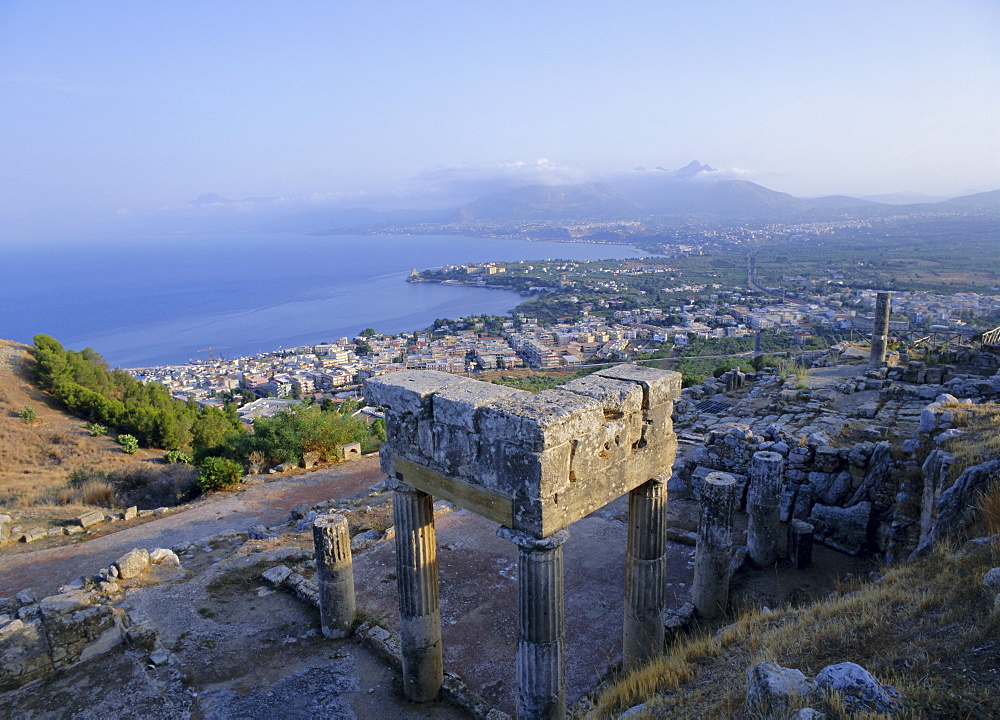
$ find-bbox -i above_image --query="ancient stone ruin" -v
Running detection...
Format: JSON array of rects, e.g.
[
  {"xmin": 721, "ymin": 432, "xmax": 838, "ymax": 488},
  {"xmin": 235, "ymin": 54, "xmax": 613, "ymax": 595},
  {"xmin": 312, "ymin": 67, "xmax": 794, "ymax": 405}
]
[{"xmin": 364, "ymin": 364, "xmax": 680, "ymax": 718}]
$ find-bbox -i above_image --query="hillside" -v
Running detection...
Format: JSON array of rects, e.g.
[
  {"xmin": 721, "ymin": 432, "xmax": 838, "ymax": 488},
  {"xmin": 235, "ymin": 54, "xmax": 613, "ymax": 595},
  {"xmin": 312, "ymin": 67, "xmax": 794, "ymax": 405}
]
[
  {"xmin": 0, "ymin": 340, "xmax": 166, "ymax": 539},
  {"xmin": 455, "ymin": 181, "xmax": 639, "ymax": 221}
]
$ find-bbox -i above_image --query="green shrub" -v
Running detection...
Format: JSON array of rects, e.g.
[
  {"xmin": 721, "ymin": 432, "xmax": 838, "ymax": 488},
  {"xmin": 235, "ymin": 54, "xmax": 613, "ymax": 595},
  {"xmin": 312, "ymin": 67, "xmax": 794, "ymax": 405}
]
[
  {"xmin": 197, "ymin": 456, "xmax": 243, "ymax": 492},
  {"xmin": 85, "ymin": 422, "xmax": 107, "ymax": 436},
  {"xmin": 164, "ymin": 449, "xmax": 193, "ymax": 465},
  {"xmin": 18, "ymin": 405, "xmax": 36, "ymax": 423},
  {"xmin": 117, "ymin": 434, "xmax": 139, "ymax": 454},
  {"xmin": 68, "ymin": 467, "xmax": 108, "ymax": 488},
  {"xmin": 751, "ymin": 353, "xmax": 781, "ymax": 371}
]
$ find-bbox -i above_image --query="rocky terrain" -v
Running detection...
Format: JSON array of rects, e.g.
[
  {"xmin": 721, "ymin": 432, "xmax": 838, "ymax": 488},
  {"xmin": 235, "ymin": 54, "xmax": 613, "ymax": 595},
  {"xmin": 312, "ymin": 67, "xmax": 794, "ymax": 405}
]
[{"xmin": 2, "ymin": 343, "xmax": 999, "ymax": 718}]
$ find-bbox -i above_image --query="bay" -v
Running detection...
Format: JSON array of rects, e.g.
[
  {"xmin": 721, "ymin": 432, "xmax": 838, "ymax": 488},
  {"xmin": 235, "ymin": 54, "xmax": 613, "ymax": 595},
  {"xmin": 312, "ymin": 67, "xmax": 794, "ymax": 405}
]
[{"xmin": 1, "ymin": 233, "xmax": 647, "ymax": 368}]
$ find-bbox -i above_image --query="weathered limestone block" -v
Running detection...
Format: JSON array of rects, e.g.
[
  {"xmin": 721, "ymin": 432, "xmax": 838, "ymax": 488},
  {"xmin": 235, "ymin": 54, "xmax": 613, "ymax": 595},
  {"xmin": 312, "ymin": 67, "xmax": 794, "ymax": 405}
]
[
  {"xmin": 813, "ymin": 446, "xmax": 841, "ymax": 473},
  {"xmin": 38, "ymin": 592, "xmax": 120, "ymax": 667},
  {"xmin": 20, "ymin": 528, "xmax": 46, "ymax": 543},
  {"xmin": 367, "ymin": 365, "xmax": 681, "ymax": 537},
  {"xmin": 114, "ymin": 548, "xmax": 150, "ymax": 580},
  {"xmin": 746, "ymin": 661, "xmax": 815, "ymax": 716},
  {"xmin": 75, "ymin": 510, "xmax": 104, "ymax": 528},
  {"xmin": 809, "ymin": 502, "xmax": 871, "ymax": 555},
  {"xmin": 302, "ymin": 451, "xmax": 320, "ymax": 469},
  {"xmin": 848, "ymin": 441, "xmax": 895, "ymax": 510},
  {"xmin": 0, "ymin": 616, "xmax": 53, "ymax": 685},
  {"xmin": 593, "ymin": 363, "xmax": 683, "ymax": 408},
  {"xmin": 149, "ymin": 548, "xmax": 181, "ymax": 566},
  {"xmin": 914, "ymin": 460, "xmax": 1000, "ymax": 557},
  {"xmin": 808, "ymin": 471, "xmax": 853, "ymax": 507},
  {"xmin": 123, "ymin": 506, "xmax": 138, "ymax": 521},
  {"xmin": 815, "ymin": 662, "xmax": 903, "ymax": 715},
  {"xmin": 477, "ymin": 389, "xmax": 605, "ymax": 453},
  {"xmin": 919, "ymin": 449, "xmax": 954, "ymax": 543}
]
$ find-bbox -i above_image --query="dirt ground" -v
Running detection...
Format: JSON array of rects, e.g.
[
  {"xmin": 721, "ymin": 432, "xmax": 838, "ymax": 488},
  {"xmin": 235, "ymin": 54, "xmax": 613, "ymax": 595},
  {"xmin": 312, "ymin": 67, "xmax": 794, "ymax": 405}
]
[
  {"xmin": 3, "ymin": 543, "xmax": 467, "ymax": 720},
  {"xmin": 0, "ymin": 454, "xmax": 387, "ymax": 598}
]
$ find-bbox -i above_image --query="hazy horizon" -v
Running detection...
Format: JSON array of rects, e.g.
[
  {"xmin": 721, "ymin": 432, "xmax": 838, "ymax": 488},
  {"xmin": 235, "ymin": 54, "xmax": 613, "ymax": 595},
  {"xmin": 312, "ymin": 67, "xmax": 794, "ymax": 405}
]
[{"xmin": 1, "ymin": 1, "xmax": 998, "ymax": 242}]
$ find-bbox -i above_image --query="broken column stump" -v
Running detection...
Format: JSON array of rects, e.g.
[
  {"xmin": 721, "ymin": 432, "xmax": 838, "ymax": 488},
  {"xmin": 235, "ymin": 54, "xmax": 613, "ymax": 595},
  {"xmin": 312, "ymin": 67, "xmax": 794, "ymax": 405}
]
[
  {"xmin": 788, "ymin": 520, "xmax": 815, "ymax": 570},
  {"xmin": 692, "ymin": 471, "xmax": 737, "ymax": 620},
  {"xmin": 747, "ymin": 450, "xmax": 784, "ymax": 567},
  {"xmin": 869, "ymin": 291, "xmax": 892, "ymax": 367},
  {"xmin": 312, "ymin": 513, "xmax": 356, "ymax": 639}
]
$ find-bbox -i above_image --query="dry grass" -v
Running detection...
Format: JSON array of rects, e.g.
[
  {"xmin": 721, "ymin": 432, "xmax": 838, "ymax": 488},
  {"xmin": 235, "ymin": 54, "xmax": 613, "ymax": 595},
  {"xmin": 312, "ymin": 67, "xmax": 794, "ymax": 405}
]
[
  {"xmin": 940, "ymin": 402, "xmax": 1000, "ymax": 480},
  {"xmin": 55, "ymin": 480, "xmax": 116, "ymax": 507},
  {"xmin": 590, "ymin": 538, "xmax": 1000, "ymax": 719},
  {"xmin": 975, "ymin": 480, "xmax": 1000, "ymax": 538},
  {"xmin": 0, "ymin": 339, "xmax": 167, "ymax": 530}
]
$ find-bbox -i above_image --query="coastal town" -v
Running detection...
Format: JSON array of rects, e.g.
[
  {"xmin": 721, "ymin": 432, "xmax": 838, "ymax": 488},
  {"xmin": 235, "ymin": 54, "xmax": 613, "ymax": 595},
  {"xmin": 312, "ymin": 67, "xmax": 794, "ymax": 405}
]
[{"xmin": 129, "ymin": 259, "xmax": 1000, "ymax": 421}]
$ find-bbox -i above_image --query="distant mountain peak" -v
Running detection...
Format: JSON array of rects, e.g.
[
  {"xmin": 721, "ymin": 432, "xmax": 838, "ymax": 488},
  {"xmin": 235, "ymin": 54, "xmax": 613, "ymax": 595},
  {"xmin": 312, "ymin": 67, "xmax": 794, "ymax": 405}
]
[
  {"xmin": 191, "ymin": 193, "xmax": 230, "ymax": 206},
  {"xmin": 674, "ymin": 160, "xmax": 715, "ymax": 179}
]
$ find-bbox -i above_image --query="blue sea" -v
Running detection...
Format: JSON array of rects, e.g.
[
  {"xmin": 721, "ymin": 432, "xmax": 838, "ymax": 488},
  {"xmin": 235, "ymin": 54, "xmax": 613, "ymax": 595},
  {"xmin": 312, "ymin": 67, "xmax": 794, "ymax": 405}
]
[{"xmin": 1, "ymin": 233, "xmax": 647, "ymax": 368}]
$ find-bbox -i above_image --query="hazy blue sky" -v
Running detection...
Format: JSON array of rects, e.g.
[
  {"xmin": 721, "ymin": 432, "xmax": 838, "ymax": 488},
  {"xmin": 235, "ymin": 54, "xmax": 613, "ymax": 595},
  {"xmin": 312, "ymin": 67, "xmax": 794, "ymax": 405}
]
[{"xmin": 1, "ymin": 1, "xmax": 997, "ymax": 238}]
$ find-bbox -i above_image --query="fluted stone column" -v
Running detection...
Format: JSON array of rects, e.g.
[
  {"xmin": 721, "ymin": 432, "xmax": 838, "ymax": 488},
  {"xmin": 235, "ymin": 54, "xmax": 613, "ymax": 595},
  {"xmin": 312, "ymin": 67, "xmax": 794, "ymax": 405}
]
[
  {"xmin": 313, "ymin": 513, "xmax": 356, "ymax": 638},
  {"xmin": 870, "ymin": 291, "xmax": 892, "ymax": 367},
  {"xmin": 498, "ymin": 527, "xmax": 570, "ymax": 720},
  {"xmin": 623, "ymin": 474, "xmax": 668, "ymax": 668},
  {"xmin": 391, "ymin": 480, "xmax": 443, "ymax": 702},
  {"xmin": 747, "ymin": 451, "xmax": 784, "ymax": 568},
  {"xmin": 691, "ymin": 472, "xmax": 737, "ymax": 620}
]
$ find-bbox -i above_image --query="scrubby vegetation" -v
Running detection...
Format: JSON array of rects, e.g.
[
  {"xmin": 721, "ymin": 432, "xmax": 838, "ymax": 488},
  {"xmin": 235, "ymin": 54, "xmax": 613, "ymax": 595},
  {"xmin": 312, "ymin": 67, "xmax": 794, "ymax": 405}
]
[
  {"xmin": 62, "ymin": 465, "xmax": 200, "ymax": 509},
  {"xmin": 33, "ymin": 334, "xmax": 242, "ymax": 451},
  {"xmin": 195, "ymin": 401, "xmax": 381, "ymax": 469},
  {"xmin": 196, "ymin": 456, "xmax": 244, "ymax": 492},
  {"xmin": 591, "ymin": 535, "xmax": 1000, "ymax": 719},
  {"xmin": 29, "ymin": 335, "xmax": 385, "ymax": 484}
]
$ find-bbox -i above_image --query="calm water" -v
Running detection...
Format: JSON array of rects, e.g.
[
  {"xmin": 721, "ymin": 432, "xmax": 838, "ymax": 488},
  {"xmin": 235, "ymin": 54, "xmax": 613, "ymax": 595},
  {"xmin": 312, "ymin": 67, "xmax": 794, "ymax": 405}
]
[{"xmin": 1, "ymin": 233, "xmax": 647, "ymax": 367}]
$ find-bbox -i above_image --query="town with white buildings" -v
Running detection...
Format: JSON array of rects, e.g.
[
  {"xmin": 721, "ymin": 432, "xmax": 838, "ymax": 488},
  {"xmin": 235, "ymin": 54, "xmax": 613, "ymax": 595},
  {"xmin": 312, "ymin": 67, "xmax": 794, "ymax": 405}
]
[{"xmin": 128, "ymin": 259, "xmax": 1000, "ymax": 416}]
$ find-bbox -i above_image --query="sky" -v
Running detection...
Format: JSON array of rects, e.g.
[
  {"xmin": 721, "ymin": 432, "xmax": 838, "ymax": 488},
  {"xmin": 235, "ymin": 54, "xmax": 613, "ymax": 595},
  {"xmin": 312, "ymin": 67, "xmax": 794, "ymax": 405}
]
[{"xmin": 1, "ymin": 1, "xmax": 998, "ymax": 240}]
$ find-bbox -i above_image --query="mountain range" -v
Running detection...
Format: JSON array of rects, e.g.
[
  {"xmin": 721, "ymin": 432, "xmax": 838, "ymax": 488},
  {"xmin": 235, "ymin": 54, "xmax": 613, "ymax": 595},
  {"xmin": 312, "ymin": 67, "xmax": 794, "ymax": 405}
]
[
  {"xmin": 452, "ymin": 163, "xmax": 1000, "ymax": 223},
  {"xmin": 171, "ymin": 162, "xmax": 1000, "ymax": 234}
]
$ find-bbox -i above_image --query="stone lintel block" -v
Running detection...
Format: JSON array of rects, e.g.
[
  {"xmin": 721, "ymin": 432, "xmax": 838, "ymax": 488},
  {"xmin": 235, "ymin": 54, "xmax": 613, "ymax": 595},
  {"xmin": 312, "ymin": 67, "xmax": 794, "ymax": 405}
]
[
  {"xmin": 431, "ymin": 381, "xmax": 526, "ymax": 431},
  {"xmin": 76, "ymin": 510, "xmax": 104, "ymax": 528},
  {"xmin": 39, "ymin": 591, "xmax": 97, "ymax": 618},
  {"xmin": 430, "ymin": 422, "xmax": 479, "ymax": 479},
  {"xmin": 594, "ymin": 365, "xmax": 682, "ymax": 408},
  {"xmin": 568, "ymin": 417, "xmax": 636, "ymax": 481},
  {"xmin": 114, "ymin": 548, "xmax": 150, "ymax": 580},
  {"xmin": 478, "ymin": 439, "xmax": 573, "ymax": 497},
  {"xmin": 521, "ymin": 435, "xmax": 678, "ymax": 537},
  {"xmin": 363, "ymin": 370, "xmax": 470, "ymax": 416},
  {"xmin": 559, "ymin": 374, "xmax": 643, "ymax": 417},
  {"xmin": 643, "ymin": 402, "xmax": 674, "ymax": 440},
  {"xmin": 477, "ymin": 388, "xmax": 604, "ymax": 452}
]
